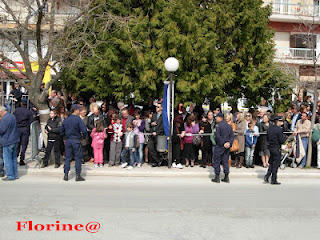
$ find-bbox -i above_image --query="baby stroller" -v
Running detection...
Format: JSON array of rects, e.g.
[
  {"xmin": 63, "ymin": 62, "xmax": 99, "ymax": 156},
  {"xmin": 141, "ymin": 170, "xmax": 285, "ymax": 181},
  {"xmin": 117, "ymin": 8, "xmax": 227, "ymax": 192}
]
[
  {"xmin": 156, "ymin": 135, "xmax": 168, "ymax": 164},
  {"xmin": 280, "ymin": 134, "xmax": 297, "ymax": 170}
]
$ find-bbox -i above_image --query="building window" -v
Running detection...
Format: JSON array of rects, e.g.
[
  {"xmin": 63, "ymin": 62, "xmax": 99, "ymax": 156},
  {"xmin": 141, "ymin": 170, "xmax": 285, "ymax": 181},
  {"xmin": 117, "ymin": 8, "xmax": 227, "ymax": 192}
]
[{"xmin": 290, "ymin": 34, "xmax": 316, "ymax": 49}]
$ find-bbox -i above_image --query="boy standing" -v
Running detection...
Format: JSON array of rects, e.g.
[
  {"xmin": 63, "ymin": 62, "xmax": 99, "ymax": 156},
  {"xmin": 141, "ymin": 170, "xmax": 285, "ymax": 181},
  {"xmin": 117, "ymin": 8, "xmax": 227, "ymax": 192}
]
[
  {"xmin": 245, "ymin": 123, "xmax": 258, "ymax": 168},
  {"xmin": 120, "ymin": 123, "xmax": 137, "ymax": 170}
]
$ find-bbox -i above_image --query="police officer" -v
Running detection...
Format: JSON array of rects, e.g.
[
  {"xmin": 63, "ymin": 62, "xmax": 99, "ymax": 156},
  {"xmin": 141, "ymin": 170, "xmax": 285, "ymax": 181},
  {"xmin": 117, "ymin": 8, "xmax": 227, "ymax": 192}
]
[
  {"xmin": 264, "ymin": 116, "xmax": 286, "ymax": 185},
  {"xmin": 212, "ymin": 113, "xmax": 235, "ymax": 183},
  {"xmin": 60, "ymin": 104, "xmax": 87, "ymax": 181},
  {"xmin": 13, "ymin": 98, "xmax": 33, "ymax": 166}
]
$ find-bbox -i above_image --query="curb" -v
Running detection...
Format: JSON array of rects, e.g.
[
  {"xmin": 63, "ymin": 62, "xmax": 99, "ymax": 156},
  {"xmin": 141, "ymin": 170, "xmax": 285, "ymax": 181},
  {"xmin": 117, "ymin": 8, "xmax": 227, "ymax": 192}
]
[{"xmin": 17, "ymin": 167, "xmax": 320, "ymax": 179}]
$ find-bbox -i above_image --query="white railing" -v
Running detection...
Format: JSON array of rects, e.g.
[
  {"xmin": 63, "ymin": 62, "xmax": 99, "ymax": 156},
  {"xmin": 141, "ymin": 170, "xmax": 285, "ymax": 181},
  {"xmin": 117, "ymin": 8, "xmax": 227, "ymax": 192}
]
[
  {"xmin": 265, "ymin": 2, "xmax": 320, "ymax": 17},
  {"xmin": 274, "ymin": 47, "xmax": 315, "ymax": 60}
]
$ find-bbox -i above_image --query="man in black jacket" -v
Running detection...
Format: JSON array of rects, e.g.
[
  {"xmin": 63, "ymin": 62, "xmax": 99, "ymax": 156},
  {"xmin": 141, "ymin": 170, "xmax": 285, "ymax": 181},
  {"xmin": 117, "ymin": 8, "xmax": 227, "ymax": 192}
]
[
  {"xmin": 148, "ymin": 103, "xmax": 164, "ymax": 167},
  {"xmin": 10, "ymin": 82, "xmax": 23, "ymax": 110},
  {"xmin": 41, "ymin": 110, "xmax": 63, "ymax": 168}
]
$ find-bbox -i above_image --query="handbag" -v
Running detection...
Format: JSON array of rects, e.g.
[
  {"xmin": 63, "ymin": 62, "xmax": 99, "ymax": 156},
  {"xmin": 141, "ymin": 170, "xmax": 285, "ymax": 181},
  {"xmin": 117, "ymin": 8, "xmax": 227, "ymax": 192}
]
[
  {"xmin": 230, "ymin": 139, "xmax": 239, "ymax": 152},
  {"xmin": 193, "ymin": 135, "xmax": 202, "ymax": 146},
  {"xmin": 312, "ymin": 128, "xmax": 320, "ymax": 143},
  {"xmin": 136, "ymin": 135, "xmax": 140, "ymax": 148}
]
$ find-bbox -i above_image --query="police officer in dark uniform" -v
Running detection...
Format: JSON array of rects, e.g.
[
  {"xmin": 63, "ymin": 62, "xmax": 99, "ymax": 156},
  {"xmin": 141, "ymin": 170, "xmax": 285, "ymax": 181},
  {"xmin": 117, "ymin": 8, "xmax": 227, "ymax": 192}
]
[
  {"xmin": 264, "ymin": 116, "xmax": 286, "ymax": 185},
  {"xmin": 13, "ymin": 98, "xmax": 33, "ymax": 165},
  {"xmin": 212, "ymin": 113, "xmax": 235, "ymax": 183},
  {"xmin": 60, "ymin": 104, "xmax": 87, "ymax": 181}
]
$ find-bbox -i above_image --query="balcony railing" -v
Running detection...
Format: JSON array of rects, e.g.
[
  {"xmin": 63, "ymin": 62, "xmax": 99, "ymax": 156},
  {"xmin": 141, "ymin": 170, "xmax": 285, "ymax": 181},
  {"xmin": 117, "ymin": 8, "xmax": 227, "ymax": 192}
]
[
  {"xmin": 265, "ymin": 2, "xmax": 320, "ymax": 17},
  {"xmin": 274, "ymin": 47, "xmax": 315, "ymax": 60}
]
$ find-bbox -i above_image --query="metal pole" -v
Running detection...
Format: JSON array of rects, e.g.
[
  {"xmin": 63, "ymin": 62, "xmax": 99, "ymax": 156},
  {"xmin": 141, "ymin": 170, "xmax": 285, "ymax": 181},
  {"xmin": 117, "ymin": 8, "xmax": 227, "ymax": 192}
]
[
  {"xmin": 0, "ymin": 70, "xmax": 3, "ymax": 106},
  {"xmin": 168, "ymin": 73, "xmax": 173, "ymax": 168},
  {"xmin": 172, "ymin": 79, "xmax": 174, "ymax": 136}
]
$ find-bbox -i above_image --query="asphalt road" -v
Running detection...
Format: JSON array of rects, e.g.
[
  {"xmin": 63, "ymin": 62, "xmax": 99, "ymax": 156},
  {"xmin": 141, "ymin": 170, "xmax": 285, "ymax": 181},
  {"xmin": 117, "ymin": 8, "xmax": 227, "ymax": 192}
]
[{"xmin": 0, "ymin": 176, "xmax": 319, "ymax": 240}]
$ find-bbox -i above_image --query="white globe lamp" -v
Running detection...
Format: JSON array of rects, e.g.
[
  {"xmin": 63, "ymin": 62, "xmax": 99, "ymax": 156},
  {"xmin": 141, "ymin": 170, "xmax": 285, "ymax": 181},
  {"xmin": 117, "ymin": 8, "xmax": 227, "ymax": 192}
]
[{"xmin": 164, "ymin": 57, "xmax": 179, "ymax": 72}]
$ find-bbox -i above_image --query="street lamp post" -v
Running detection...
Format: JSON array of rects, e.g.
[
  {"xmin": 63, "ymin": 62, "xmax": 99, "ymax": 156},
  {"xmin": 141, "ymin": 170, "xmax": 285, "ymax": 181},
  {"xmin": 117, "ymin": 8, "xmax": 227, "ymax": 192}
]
[{"xmin": 164, "ymin": 57, "xmax": 179, "ymax": 168}]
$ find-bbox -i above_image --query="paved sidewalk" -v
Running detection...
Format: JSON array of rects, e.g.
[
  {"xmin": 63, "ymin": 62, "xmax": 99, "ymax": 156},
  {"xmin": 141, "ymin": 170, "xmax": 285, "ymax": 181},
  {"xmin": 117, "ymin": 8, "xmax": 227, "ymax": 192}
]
[{"xmin": 18, "ymin": 147, "xmax": 320, "ymax": 179}]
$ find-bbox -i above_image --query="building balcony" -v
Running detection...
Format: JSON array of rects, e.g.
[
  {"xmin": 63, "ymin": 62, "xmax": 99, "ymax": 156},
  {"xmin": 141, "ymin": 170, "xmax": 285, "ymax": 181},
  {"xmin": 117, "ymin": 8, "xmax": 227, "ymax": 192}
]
[
  {"xmin": 274, "ymin": 47, "xmax": 320, "ymax": 65},
  {"xmin": 275, "ymin": 47, "xmax": 314, "ymax": 59},
  {"xmin": 265, "ymin": 2, "xmax": 320, "ymax": 23}
]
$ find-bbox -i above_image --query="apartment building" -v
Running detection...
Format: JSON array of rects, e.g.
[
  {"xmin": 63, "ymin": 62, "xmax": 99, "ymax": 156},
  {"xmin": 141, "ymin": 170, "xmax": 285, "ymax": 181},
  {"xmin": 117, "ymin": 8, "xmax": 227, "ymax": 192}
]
[
  {"xmin": 265, "ymin": 0, "xmax": 320, "ymax": 97},
  {"xmin": 0, "ymin": 0, "xmax": 81, "ymax": 98}
]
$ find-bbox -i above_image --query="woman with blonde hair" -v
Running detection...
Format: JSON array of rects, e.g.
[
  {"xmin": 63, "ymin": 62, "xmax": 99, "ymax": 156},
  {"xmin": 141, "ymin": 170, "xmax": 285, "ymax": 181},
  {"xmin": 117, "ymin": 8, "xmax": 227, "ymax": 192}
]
[
  {"xmin": 259, "ymin": 114, "xmax": 270, "ymax": 168},
  {"xmin": 234, "ymin": 112, "xmax": 246, "ymax": 168},
  {"xmin": 225, "ymin": 113, "xmax": 236, "ymax": 166},
  {"xmin": 225, "ymin": 113, "xmax": 236, "ymax": 131}
]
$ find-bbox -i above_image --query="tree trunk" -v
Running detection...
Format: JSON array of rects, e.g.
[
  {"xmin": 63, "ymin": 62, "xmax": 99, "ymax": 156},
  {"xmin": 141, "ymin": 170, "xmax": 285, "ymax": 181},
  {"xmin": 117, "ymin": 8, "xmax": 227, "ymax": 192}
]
[
  {"xmin": 29, "ymin": 90, "xmax": 50, "ymax": 148},
  {"xmin": 306, "ymin": 60, "xmax": 318, "ymax": 167},
  {"xmin": 38, "ymin": 106, "xmax": 50, "ymax": 148}
]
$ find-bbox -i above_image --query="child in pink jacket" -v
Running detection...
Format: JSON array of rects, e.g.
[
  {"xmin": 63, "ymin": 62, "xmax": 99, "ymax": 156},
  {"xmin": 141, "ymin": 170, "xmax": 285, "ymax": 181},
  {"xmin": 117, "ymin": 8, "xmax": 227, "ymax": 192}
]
[{"xmin": 90, "ymin": 119, "xmax": 107, "ymax": 167}]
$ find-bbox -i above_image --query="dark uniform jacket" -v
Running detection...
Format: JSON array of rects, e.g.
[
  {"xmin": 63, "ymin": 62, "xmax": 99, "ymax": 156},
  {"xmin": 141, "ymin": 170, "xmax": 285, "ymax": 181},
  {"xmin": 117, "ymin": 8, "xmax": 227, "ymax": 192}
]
[
  {"xmin": 45, "ymin": 116, "xmax": 62, "ymax": 141},
  {"xmin": 13, "ymin": 106, "xmax": 33, "ymax": 128},
  {"xmin": 215, "ymin": 120, "xmax": 235, "ymax": 150},
  {"xmin": 267, "ymin": 125, "xmax": 286, "ymax": 149},
  {"xmin": 60, "ymin": 115, "xmax": 87, "ymax": 140},
  {"xmin": 151, "ymin": 112, "xmax": 164, "ymax": 135}
]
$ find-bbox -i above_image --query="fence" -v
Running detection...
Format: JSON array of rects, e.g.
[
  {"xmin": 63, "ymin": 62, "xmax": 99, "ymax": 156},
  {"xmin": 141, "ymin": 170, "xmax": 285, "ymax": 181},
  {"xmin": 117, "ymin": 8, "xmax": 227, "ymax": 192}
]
[{"xmin": 26, "ymin": 121, "xmax": 42, "ymax": 168}]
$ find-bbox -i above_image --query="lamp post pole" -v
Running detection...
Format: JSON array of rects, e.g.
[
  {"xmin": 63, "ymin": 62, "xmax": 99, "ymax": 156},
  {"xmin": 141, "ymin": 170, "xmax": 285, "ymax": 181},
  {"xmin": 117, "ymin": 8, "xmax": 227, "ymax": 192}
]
[
  {"xmin": 165, "ymin": 57, "xmax": 179, "ymax": 168},
  {"xmin": 168, "ymin": 72, "xmax": 173, "ymax": 168}
]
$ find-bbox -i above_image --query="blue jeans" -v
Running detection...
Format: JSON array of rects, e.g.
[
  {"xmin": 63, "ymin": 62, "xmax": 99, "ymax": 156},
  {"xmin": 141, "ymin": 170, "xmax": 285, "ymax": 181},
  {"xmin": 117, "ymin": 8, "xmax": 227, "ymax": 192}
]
[
  {"xmin": 245, "ymin": 147, "xmax": 255, "ymax": 166},
  {"xmin": 300, "ymin": 137, "xmax": 309, "ymax": 167},
  {"xmin": 3, "ymin": 143, "xmax": 18, "ymax": 180},
  {"xmin": 0, "ymin": 145, "xmax": 3, "ymax": 175},
  {"xmin": 135, "ymin": 144, "xmax": 144, "ymax": 163},
  {"xmin": 121, "ymin": 148, "xmax": 135, "ymax": 167},
  {"xmin": 211, "ymin": 145, "xmax": 215, "ymax": 164}
]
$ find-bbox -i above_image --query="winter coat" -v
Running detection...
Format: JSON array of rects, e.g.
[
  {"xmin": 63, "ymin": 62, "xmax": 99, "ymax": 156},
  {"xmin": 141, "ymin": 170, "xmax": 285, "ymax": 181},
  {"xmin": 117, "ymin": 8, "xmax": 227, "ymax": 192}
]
[
  {"xmin": 0, "ymin": 112, "xmax": 19, "ymax": 147},
  {"xmin": 91, "ymin": 128, "xmax": 107, "ymax": 149},
  {"xmin": 200, "ymin": 122, "xmax": 211, "ymax": 151},
  {"xmin": 123, "ymin": 131, "xmax": 137, "ymax": 149},
  {"xmin": 87, "ymin": 113, "xmax": 105, "ymax": 131},
  {"xmin": 245, "ymin": 129, "xmax": 258, "ymax": 148},
  {"xmin": 45, "ymin": 116, "xmax": 62, "ymax": 141},
  {"xmin": 259, "ymin": 122, "xmax": 269, "ymax": 151},
  {"xmin": 235, "ymin": 120, "xmax": 246, "ymax": 154}
]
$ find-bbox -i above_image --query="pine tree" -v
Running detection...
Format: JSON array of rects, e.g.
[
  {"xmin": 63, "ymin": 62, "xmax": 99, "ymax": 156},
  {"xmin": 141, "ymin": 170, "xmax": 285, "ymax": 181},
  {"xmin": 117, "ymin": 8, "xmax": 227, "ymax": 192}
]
[{"xmin": 62, "ymin": 0, "xmax": 291, "ymax": 107}]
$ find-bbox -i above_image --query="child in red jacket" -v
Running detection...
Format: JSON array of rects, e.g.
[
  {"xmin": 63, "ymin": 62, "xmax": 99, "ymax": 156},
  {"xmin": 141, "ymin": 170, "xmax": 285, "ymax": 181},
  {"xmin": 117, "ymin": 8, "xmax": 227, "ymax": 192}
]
[{"xmin": 90, "ymin": 119, "xmax": 107, "ymax": 167}]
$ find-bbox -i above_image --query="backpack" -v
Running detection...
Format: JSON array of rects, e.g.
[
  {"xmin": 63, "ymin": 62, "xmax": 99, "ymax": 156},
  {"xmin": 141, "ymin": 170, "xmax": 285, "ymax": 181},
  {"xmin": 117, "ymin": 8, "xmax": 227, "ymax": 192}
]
[{"xmin": 312, "ymin": 128, "xmax": 320, "ymax": 143}]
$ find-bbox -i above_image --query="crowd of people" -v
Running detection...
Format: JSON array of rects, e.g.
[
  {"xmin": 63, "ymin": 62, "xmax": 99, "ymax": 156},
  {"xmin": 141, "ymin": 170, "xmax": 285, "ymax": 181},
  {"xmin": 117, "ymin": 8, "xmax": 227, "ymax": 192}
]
[{"xmin": 0, "ymin": 84, "xmax": 320, "ymax": 182}]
